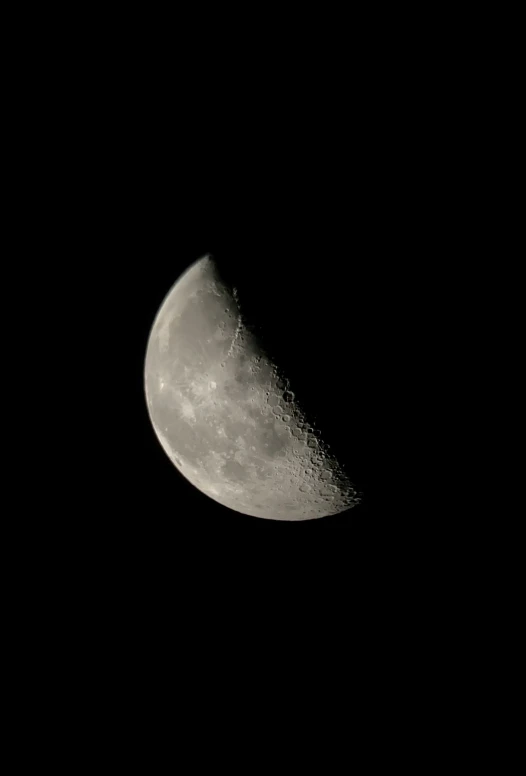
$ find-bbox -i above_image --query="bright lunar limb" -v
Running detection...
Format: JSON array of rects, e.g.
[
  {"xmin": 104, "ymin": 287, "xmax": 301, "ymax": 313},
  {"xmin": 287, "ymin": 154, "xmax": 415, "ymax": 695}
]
[{"xmin": 144, "ymin": 255, "xmax": 361, "ymax": 520}]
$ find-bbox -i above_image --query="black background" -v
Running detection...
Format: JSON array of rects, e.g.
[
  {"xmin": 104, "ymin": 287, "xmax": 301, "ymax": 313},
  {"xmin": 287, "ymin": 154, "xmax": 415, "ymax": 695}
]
[
  {"xmin": 14, "ymin": 19, "xmax": 492, "ymax": 749},
  {"xmin": 52, "ymin": 31, "xmax": 463, "ymax": 671},
  {"xmin": 8, "ymin": 10, "xmax": 508, "ymax": 757}
]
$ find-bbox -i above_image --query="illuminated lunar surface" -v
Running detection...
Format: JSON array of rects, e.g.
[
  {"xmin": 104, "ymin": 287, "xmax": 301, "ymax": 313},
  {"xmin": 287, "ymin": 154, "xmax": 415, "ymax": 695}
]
[{"xmin": 144, "ymin": 255, "xmax": 361, "ymax": 520}]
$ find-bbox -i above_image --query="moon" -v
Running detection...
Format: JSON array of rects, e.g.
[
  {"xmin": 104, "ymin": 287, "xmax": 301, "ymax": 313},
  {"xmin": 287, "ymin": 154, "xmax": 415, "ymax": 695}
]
[{"xmin": 144, "ymin": 255, "xmax": 361, "ymax": 520}]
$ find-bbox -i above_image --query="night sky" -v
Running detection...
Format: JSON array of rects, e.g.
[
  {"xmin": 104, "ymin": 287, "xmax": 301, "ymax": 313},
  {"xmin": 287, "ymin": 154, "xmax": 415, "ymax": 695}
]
[
  {"xmin": 24, "ymin": 18, "xmax": 475, "ymax": 739},
  {"xmin": 81, "ymin": 70, "xmax": 447, "ymax": 632}
]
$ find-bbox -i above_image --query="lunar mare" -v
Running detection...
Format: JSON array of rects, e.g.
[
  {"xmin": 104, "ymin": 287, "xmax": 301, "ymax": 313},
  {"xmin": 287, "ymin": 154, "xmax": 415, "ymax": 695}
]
[{"xmin": 144, "ymin": 255, "xmax": 361, "ymax": 520}]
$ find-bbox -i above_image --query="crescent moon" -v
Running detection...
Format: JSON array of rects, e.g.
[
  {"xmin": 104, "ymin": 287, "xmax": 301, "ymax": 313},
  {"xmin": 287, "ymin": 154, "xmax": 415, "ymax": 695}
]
[{"xmin": 144, "ymin": 255, "xmax": 361, "ymax": 520}]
